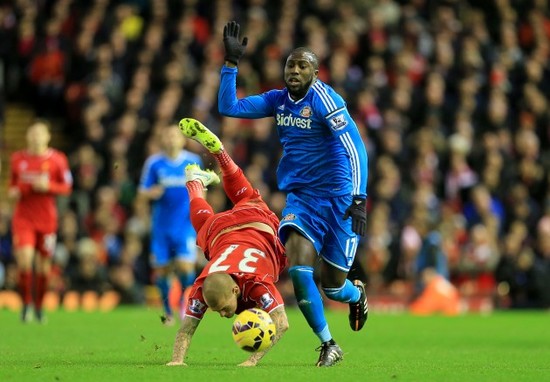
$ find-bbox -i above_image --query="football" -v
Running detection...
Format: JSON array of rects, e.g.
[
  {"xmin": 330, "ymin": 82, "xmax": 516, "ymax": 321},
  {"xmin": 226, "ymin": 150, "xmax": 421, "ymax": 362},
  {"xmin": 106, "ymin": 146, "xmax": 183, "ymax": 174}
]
[{"xmin": 232, "ymin": 308, "xmax": 276, "ymax": 352}]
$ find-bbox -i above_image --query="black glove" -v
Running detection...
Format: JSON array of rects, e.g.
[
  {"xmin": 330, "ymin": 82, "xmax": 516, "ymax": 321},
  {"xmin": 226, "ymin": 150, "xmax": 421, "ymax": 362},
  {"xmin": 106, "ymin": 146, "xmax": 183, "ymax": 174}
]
[
  {"xmin": 343, "ymin": 198, "xmax": 367, "ymax": 236},
  {"xmin": 223, "ymin": 21, "xmax": 248, "ymax": 65}
]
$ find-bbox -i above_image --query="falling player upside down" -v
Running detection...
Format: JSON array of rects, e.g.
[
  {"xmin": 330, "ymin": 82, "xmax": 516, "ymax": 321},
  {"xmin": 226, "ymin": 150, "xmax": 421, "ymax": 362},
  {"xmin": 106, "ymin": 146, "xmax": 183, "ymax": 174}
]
[{"xmin": 166, "ymin": 118, "xmax": 289, "ymax": 367}]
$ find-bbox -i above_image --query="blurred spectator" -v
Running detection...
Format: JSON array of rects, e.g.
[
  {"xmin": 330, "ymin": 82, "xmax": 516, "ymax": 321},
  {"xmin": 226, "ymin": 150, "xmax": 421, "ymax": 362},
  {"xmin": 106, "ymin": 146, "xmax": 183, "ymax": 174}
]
[
  {"xmin": 412, "ymin": 214, "xmax": 450, "ymax": 291},
  {"xmin": 65, "ymin": 237, "xmax": 109, "ymax": 295},
  {"xmin": 462, "ymin": 183, "xmax": 505, "ymax": 234},
  {"xmin": 409, "ymin": 269, "xmax": 460, "ymax": 316},
  {"xmin": 63, "ymin": 237, "xmax": 119, "ymax": 312},
  {"xmin": 495, "ymin": 225, "xmax": 540, "ymax": 309},
  {"xmin": 532, "ymin": 217, "xmax": 550, "ymax": 308},
  {"xmin": 68, "ymin": 143, "xmax": 103, "ymax": 224},
  {"xmin": 108, "ymin": 231, "xmax": 145, "ymax": 305},
  {"xmin": 28, "ymin": 19, "xmax": 67, "ymax": 117},
  {"xmin": 0, "ymin": 203, "xmax": 13, "ymax": 289}
]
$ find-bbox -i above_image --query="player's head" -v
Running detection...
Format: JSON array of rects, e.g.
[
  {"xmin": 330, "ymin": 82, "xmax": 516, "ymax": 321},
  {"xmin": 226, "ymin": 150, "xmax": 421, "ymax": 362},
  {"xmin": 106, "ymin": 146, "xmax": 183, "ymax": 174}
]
[
  {"xmin": 284, "ymin": 47, "xmax": 319, "ymax": 100},
  {"xmin": 203, "ymin": 273, "xmax": 240, "ymax": 318},
  {"xmin": 161, "ymin": 124, "xmax": 186, "ymax": 155},
  {"xmin": 26, "ymin": 119, "xmax": 51, "ymax": 154}
]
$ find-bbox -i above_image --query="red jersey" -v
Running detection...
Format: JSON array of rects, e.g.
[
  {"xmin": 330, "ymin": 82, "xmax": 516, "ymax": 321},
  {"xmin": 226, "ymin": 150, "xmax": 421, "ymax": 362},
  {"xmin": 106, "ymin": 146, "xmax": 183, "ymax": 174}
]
[
  {"xmin": 196, "ymin": 190, "xmax": 285, "ymax": 263},
  {"xmin": 10, "ymin": 148, "xmax": 72, "ymax": 232},
  {"xmin": 184, "ymin": 228, "xmax": 287, "ymax": 320}
]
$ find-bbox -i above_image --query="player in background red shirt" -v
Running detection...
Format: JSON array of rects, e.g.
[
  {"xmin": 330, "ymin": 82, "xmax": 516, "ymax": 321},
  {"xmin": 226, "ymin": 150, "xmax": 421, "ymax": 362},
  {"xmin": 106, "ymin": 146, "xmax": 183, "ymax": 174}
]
[
  {"xmin": 167, "ymin": 118, "xmax": 289, "ymax": 367},
  {"xmin": 8, "ymin": 120, "xmax": 73, "ymax": 322}
]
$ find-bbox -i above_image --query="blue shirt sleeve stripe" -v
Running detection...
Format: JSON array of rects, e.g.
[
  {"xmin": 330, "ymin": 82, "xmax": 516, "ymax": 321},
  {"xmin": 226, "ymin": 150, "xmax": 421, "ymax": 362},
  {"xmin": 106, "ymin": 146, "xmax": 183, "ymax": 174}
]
[
  {"xmin": 340, "ymin": 132, "xmax": 361, "ymax": 196},
  {"xmin": 326, "ymin": 107, "xmax": 346, "ymax": 119},
  {"xmin": 312, "ymin": 81, "xmax": 338, "ymax": 114}
]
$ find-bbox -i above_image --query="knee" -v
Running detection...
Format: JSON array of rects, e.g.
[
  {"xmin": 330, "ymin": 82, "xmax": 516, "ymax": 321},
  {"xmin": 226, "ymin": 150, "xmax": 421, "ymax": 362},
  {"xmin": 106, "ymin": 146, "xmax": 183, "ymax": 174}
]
[
  {"xmin": 319, "ymin": 269, "xmax": 348, "ymax": 289},
  {"xmin": 16, "ymin": 255, "xmax": 34, "ymax": 270},
  {"xmin": 175, "ymin": 261, "xmax": 196, "ymax": 274},
  {"xmin": 285, "ymin": 232, "xmax": 316, "ymax": 267}
]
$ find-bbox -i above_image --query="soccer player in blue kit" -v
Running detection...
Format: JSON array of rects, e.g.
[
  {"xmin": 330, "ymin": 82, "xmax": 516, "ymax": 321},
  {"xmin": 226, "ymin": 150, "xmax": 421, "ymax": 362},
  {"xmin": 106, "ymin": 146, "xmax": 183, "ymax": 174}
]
[
  {"xmin": 139, "ymin": 124, "xmax": 203, "ymax": 326},
  {"xmin": 218, "ymin": 21, "xmax": 369, "ymax": 366}
]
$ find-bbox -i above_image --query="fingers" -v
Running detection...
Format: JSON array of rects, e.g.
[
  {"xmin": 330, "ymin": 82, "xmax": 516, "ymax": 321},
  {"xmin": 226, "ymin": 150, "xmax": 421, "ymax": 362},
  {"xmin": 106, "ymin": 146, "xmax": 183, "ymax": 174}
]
[
  {"xmin": 351, "ymin": 217, "xmax": 366, "ymax": 236},
  {"xmin": 224, "ymin": 21, "xmax": 233, "ymax": 37},
  {"xmin": 226, "ymin": 21, "xmax": 238, "ymax": 37},
  {"xmin": 225, "ymin": 21, "xmax": 248, "ymax": 43},
  {"xmin": 356, "ymin": 220, "xmax": 366, "ymax": 236},
  {"xmin": 359, "ymin": 222, "xmax": 366, "ymax": 236},
  {"xmin": 166, "ymin": 361, "xmax": 185, "ymax": 366}
]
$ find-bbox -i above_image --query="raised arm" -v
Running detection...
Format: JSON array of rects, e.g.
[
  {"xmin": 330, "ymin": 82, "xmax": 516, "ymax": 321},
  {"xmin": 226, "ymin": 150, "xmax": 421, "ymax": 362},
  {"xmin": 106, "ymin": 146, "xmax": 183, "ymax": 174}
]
[
  {"xmin": 166, "ymin": 315, "xmax": 201, "ymax": 366},
  {"xmin": 219, "ymin": 22, "xmax": 274, "ymax": 118},
  {"xmin": 218, "ymin": 66, "xmax": 274, "ymax": 118},
  {"xmin": 238, "ymin": 306, "xmax": 289, "ymax": 367}
]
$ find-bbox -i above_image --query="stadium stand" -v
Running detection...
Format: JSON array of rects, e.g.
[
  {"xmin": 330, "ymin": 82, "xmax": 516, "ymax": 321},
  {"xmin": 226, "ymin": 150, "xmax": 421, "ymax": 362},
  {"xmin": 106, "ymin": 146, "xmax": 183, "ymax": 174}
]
[{"xmin": 0, "ymin": 0, "xmax": 549, "ymax": 313}]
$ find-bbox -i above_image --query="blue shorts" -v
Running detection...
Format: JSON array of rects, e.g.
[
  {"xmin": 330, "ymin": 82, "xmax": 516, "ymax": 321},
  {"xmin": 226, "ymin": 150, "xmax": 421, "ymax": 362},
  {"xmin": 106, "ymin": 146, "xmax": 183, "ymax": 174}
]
[
  {"xmin": 278, "ymin": 192, "xmax": 359, "ymax": 272},
  {"xmin": 150, "ymin": 227, "xmax": 197, "ymax": 267}
]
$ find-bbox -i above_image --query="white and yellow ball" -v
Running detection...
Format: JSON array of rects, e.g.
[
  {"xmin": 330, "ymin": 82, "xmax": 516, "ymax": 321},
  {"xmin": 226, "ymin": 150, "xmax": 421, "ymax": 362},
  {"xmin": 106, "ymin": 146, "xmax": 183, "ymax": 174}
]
[{"xmin": 232, "ymin": 308, "xmax": 276, "ymax": 352}]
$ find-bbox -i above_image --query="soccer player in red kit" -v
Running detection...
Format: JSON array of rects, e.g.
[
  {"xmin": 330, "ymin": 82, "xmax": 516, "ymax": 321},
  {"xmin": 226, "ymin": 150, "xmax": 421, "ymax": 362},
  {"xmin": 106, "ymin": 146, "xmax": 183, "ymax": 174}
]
[
  {"xmin": 167, "ymin": 118, "xmax": 289, "ymax": 367},
  {"xmin": 8, "ymin": 120, "xmax": 73, "ymax": 322}
]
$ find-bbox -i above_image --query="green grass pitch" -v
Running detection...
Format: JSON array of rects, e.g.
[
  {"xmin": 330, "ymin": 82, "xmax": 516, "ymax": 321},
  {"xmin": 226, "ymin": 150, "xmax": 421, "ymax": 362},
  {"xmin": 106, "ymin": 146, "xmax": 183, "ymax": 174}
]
[{"xmin": 1, "ymin": 307, "xmax": 549, "ymax": 382}]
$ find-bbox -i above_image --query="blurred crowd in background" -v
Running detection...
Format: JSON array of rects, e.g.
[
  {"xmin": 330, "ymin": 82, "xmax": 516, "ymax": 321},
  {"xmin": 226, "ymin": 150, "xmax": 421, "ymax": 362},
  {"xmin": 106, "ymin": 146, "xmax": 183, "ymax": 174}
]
[{"xmin": 0, "ymin": 0, "xmax": 550, "ymax": 310}]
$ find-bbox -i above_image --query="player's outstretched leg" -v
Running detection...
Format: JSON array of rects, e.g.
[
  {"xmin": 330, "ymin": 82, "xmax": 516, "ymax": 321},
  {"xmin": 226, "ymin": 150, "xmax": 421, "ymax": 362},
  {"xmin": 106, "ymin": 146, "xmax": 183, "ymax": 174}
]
[
  {"xmin": 316, "ymin": 340, "xmax": 344, "ymax": 367},
  {"xmin": 348, "ymin": 280, "xmax": 368, "ymax": 331},
  {"xmin": 185, "ymin": 163, "xmax": 220, "ymax": 188},
  {"xmin": 179, "ymin": 118, "xmax": 223, "ymax": 153}
]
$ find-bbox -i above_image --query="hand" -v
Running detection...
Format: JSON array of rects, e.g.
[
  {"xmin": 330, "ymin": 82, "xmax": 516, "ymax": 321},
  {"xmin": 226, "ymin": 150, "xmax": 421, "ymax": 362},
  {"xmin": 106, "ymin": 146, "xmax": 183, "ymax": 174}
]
[
  {"xmin": 149, "ymin": 185, "xmax": 165, "ymax": 200},
  {"xmin": 7, "ymin": 187, "xmax": 21, "ymax": 201},
  {"xmin": 238, "ymin": 359, "xmax": 257, "ymax": 367},
  {"xmin": 31, "ymin": 175, "xmax": 49, "ymax": 192},
  {"xmin": 223, "ymin": 21, "xmax": 248, "ymax": 65},
  {"xmin": 166, "ymin": 361, "xmax": 187, "ymax": 367},
  {"xmin": 343, "ymin": 198, "xmax": 367, "ymax": 236}
]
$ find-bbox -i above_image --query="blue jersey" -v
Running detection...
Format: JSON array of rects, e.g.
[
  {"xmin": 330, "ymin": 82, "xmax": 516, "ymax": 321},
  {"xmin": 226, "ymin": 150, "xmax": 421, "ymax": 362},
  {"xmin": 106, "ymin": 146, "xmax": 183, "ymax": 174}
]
[
  {"xmin": 139, "ymin": 150, "xmax": 202, "ymax": 234},
  {"xmin": 218, "ymin": 65, "xmax": 368, "ymax": 199}
]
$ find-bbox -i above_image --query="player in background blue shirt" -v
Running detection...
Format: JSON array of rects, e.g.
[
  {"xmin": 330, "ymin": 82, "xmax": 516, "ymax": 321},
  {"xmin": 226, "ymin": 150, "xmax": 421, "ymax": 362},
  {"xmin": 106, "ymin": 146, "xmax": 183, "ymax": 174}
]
[
  {"xmin": 219, "ymin": 21, "xmax": 369, "ymax": 367},
  {"xmin": 138, "ymin": 124, "xmax": 203, "ymax": 325}
]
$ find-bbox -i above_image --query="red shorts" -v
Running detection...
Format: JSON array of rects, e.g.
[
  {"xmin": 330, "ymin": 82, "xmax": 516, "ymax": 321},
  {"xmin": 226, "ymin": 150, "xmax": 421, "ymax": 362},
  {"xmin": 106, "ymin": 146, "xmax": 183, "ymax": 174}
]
[{"xmin": 12, "ymin": 225, "xmax": 57, "ymax": 258}]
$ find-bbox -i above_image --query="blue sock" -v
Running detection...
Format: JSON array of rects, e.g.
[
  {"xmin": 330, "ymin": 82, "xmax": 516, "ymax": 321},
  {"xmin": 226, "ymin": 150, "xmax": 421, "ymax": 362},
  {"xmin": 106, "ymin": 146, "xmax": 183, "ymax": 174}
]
[
  {"xmin": 177, "ymin": 271, "xmax": 196, "ymax": 304},
  {"xmin": 289, "ymin": 265, "xmax": 332, "ymax": 343},
  {"xmin": 323, "ymin": 279, "xmax": 360, "ymax": 303},
  {"xmin": 155, "ymin": 276, "xmax": 171, "ymax": 316}
]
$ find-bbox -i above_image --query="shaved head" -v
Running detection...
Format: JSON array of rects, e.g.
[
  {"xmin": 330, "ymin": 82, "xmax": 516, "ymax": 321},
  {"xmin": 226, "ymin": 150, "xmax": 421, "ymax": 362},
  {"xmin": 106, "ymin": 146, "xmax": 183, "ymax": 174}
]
[{"xmin": 203, "ymin": 273, "xmax": 235, "ymax": 308}]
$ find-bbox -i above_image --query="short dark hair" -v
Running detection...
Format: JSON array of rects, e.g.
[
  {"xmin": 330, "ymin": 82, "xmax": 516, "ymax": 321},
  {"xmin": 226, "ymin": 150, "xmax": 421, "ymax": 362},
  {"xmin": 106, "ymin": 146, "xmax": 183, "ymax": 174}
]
[{"xmin": 288, "ymin": 47, "xmax": 319, "ymax": 70}]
